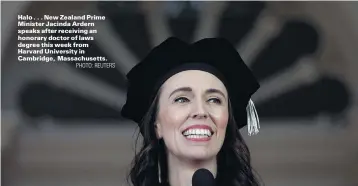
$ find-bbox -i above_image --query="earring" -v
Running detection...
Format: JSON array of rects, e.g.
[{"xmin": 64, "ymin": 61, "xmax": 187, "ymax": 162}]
[{"xmin": 158, "ymin": 161, "xmax": 162, "ymax": 183}]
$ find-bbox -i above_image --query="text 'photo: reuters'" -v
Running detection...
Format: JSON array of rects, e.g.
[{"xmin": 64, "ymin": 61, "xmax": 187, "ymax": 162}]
[{"xmin": 2, "ymin": 1, "xmax": 358, "ymax": 186}]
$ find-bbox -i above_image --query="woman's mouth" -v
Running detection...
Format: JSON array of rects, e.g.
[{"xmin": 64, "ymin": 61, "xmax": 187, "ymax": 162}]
[{"xmin": 182, "ymin": 125, "xmax": 214, "ymax": 141}]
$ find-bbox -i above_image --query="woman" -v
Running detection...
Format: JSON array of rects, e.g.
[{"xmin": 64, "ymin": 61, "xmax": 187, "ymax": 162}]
[{"xmin": 121, "ymin": 37, "xmax": 261, "ymax": 186}]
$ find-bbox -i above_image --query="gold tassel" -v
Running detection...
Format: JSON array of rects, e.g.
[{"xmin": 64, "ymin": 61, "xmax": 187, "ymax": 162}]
[{"xmin": 247, "ymin": 99, "xmax": 260, "ymax": 136}]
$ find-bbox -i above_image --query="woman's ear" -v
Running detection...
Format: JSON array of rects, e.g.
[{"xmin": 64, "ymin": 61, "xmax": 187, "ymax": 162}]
[{"xmin": 155, "ymin": 123, "xmax": 162, "ymax": 139}]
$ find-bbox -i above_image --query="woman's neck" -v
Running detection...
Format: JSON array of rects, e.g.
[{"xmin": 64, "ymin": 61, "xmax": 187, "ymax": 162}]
[{"xmin": 166, "ymin": 152, "xmax": 217, "ymax": 186}]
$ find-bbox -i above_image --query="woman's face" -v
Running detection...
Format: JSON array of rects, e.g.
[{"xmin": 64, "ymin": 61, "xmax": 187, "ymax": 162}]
[{"xmin": 156, "ymin": 70, "xmax": 229, "ymax": 161}]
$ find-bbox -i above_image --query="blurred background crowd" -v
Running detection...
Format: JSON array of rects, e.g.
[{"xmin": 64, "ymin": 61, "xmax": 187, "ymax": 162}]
[{"xmin": 1, "ymin": 1, "xmax": 358, "ymax": 186}]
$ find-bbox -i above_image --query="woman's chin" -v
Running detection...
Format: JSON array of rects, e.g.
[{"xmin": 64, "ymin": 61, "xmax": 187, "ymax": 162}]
[{"xmin": 180, "ymin": 150, "xmax": 217, "ymax": 161}]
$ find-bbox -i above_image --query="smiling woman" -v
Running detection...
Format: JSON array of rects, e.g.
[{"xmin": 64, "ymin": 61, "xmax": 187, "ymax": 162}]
[
  {"xmin": 156, "ymin": 70, "xmax": 229, "ymax": 161},
  {"xmin": 121, "ymin": 37, "xmax": 261, "ymax": 186}
]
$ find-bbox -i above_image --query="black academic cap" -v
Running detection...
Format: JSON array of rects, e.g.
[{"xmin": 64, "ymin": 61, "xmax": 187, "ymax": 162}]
[{"xmin": 121, "ymin": 37, "xmax": 260, "ymax": 135}]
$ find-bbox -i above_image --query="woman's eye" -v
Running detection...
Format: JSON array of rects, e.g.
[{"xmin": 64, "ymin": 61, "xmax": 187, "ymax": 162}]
[
  {"xmin": 208, "ymin": 98, "xmax": 222, "ymax": 104},
  {"xmin": 174, "ymin": 97, "xmax": 190, "ymax": 103}
]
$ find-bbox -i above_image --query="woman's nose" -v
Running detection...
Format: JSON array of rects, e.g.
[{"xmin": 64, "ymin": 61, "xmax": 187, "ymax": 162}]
[{"xmin": 191, "ymin": 100, "xmax": 208, "ymax": 119}]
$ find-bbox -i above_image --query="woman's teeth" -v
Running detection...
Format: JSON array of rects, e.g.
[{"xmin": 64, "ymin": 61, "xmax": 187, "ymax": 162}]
[{"xmin": 183, "ymin": 129, "xmax": 212, "ymax": 137}]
